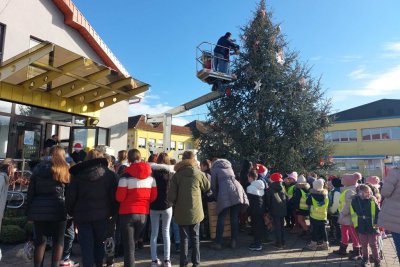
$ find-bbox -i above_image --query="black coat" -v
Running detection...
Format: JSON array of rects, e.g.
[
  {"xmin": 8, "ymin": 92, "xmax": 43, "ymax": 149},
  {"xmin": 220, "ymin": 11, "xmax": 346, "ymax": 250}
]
[
  {"xmin": 214, "ymin": 35, "xmax": 239, "ymax": 59},
  {"xmin": 351, "ymin": 195, "xmax": 380, "ymax": 234},
  {"xmin": 150, "ymin": 164, "xmax": 174, "ymax": 211},
  {"xmin": 66, "ymin": 158, "xmax": 118, "ymax": 224},
  {"xmin": 26, "ymin": 161, "xmax": 67, "ymax": 222},
  {"xmin": 265, "ymin": 182, "xmax": 287, "ymax": 217},
  {"xmin": 71, "ymin": 150, "xmax": 87, "ymax": 163}
]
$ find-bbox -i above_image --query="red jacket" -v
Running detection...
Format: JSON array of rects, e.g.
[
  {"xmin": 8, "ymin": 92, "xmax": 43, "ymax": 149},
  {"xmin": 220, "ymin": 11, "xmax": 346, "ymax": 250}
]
[{"xmin": 116, "ymin": 162, "xmax": 157, "ymax": 215}]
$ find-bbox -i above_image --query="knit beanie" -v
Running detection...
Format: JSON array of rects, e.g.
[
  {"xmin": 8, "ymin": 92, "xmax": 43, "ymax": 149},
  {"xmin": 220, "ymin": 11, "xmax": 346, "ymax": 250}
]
[
  {"xmin": 297, "ymin": 175, "xmax": 307, "ymax": 184},
  {"xmin": 287, "ymin": 171, "xmax": 298, "ymax": 182},
  {"xmin": 342, "ymin": 173, "xmax": 359, "ymax": 186},
  {"xmin": 331, "ymin": 177, "xmax": 342, "ymax": 188},
  {"xmin": 313, "ymin": 178, "xmax": 325, "ymax": 191}
]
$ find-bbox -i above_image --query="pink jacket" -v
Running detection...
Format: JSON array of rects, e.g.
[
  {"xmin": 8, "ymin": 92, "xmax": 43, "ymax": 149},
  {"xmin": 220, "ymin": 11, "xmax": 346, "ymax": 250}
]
[{"xmin": 378, "ymin": 168, "xmax": 400, "ymax": 233}]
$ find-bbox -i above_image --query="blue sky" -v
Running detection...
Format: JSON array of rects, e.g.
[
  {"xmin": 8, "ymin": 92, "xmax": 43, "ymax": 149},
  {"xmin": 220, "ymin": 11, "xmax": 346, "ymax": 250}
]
[{"xmin": 74, "ymin": 0, "xmax": 400, "ymax": 125}]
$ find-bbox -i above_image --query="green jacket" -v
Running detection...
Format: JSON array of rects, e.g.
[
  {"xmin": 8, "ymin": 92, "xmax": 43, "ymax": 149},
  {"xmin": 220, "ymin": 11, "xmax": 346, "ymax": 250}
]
[{"xmin": 168, "ymin": 159, "xmax": 210, "ymax": 225}]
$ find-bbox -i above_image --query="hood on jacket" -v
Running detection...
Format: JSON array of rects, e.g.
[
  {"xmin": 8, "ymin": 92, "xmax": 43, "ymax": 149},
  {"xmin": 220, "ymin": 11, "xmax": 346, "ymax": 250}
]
[
  {"xmin": 211, "ymin": 159, "xmax": 232, "ymax": 170},
  {"xmin": 296, "ymin": 182, "xmax": 310, "ymax": 190},
  {"xmin": 69, "ymin": 158, "xmax": 108, "ymax": 181},
  {"xmin": 247, "ymin": 180, "xmax": 265, "ymax": 197},
  {"xmin": 174, "ymin": 159, "xmax": 198, "ymax": 172},
  {"xmin": 151, "ymin": 163, "xmax": 175, "ymax": 174},
  {"xmin": 310, "ymin": 188, "xmax": 328, "ymax": 197},
  {"xmin": 124, "ymin": 161, "xmax": 152, "ymax": 179},
  {"xmin": 270, "ymin": 181, "xmax": 284, "ymax": 192}
]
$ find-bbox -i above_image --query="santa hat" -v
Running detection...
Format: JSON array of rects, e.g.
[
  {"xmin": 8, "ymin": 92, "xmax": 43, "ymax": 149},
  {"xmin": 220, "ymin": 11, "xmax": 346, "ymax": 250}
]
[
  {"xmin": 366, "ymin": 176, "xmax": 381, "ymax": 189},
  {"xmin": 270, "ymin": 172, "xmax": 283, "ymax": 183},
  {"xmin": 74, "ymin": 143, "xmax": 83, "ymax": 150},
  {"xmin": 256, "ymin": 164, "xmax": 268, "ymax": 176},
  {"xmin": 297, "ymin": 175, "xmax": 307, "ymax": 184},
  {"xmin": 313, "ymin": 179, "xmax": 325, "ymax": 191},
  {"xmin": 287, "ymin": 171, "xmax": 298, "ymax": 182}
]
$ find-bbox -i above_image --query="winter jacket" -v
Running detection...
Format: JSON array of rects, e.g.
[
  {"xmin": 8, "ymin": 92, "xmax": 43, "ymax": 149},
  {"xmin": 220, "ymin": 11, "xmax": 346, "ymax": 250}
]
[
  {"xmin": 351, "ymin": 195, "xmax": 380, "ymax": 234},
  {"xmin": 116, "ymin": 161, "xmax": 157, "ymax": 215},
  {"xmin": 329, "ymin": 187, "xmax": 341, "ymax": 215},
  {"xmin": 291, "ymin": 183, "xmax": 310, "ymax": 210},
  {"xmin": 378, "ymin": 168, "xmax": 400, "ymax": 233},
  {"xmin": 71, "ymin": 150, "xmax": 87, "ymax": 163},
  {"xmin": 306, "ymin": 188, "xmax": 329, "ymax": 221},
  {"xmin": 26, "ymin": 161, "xmax": 67, "ymax": 222},
  {"xmin": 168, "ymin": 159, "xmax": 210, "ymax": 225},
  {"xmin": 211, "ymin": 159, "xmax": 249, "ymax": 214},
  {"xmin": 247, "ymin": 180, "xmax": 265, "ymax": 215},
  {"xmin": 0, "ymin": 172, "xmax": 10, "ymax": 232},
  {"xmin": 214, "ymin": 35, "xmax": 239, "ymax": 59},
  {"xmin": 338, "ymin": 185, "xmax": 357, "ymax": 226},
  {"xmin": 150, "ymin": 163, "xmax": 175, "ymax": 211},
  {"xmin": 67, "ymin": 158, "xmax": 118, "ymax": 224},
  {"xmin": 265, "ymin": 182, "xmax": 287, "ymax": 217}
]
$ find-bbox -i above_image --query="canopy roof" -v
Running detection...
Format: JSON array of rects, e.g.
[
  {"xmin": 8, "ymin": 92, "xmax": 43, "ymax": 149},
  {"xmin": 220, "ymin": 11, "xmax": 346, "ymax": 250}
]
[{"xmin": 0, "ymin": 42, "xmax": 149, "ymax": 115}]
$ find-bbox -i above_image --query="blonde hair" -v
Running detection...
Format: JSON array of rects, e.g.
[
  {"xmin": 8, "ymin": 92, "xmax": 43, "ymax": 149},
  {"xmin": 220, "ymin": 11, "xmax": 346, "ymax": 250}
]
[
  {"xmin": 118, "ymin": 150, "xmax": 128, "ymax": 162},
  {"xmin": 50, "ymin": 145, "xmax": 70, "ymax": 184},
  {"xmin": 85, "ymin": 149, "xmax": 104, "ymax": 161}
]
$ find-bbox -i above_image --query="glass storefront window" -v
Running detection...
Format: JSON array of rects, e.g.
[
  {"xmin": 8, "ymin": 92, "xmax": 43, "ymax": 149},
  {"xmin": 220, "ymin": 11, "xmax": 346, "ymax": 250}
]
[
  {"xmin": 73, "ymin": 128, "xmax": 96, "ymax": 150},
  {"xmin": 98, "ymin": 128, "xmax": 108, "ymax": 146},
  {"xmin": 0, "ymin": 100, "xmax": 12, "ymax": 113},
  {"xmin": 16, "ymin": 104, "xmax": 74, "ymax": 123},
  {"xmin": 0, "ymin": 115, "xmax": 10, "ymax": 158}
]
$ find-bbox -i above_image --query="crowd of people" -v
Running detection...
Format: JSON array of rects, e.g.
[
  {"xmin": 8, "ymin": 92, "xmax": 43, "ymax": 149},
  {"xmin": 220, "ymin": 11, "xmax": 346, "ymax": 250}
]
[{"xmin": 0, "ymin": 147, "xmax": 400, "ymax": 267}]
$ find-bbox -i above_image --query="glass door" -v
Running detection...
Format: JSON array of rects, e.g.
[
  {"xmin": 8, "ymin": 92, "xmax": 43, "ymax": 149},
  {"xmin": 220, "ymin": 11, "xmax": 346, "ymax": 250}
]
[
  {"xmin": 13, "ymin": 121, "xmax": 42, "ymax": 159},
  {"xmin": 69, "ymin": 126, "xmax": 110, "ymax": 153}
]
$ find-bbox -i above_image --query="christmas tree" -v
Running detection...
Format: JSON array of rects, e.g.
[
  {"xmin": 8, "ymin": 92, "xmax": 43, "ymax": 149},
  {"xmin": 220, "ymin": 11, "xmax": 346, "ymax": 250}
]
[{"xmin": 199, "ymin": 0, "xmax": 332, "ymax": 173}]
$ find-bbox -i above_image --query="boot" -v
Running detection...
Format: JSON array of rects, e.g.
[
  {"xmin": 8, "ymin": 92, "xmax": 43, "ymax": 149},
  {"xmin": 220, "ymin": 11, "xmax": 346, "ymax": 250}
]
[
  {"xmin": 305, "ymin": 241, "xmax": 318, "ymax": 251},
  {"xmin": 360, "ymin": 257, "xmax": 369, "ymax": 267},
  {"xmin": 333, "ymin": 243, "xmax": 348, "ymax": 256},
  {"xmin": 317, "ymin": 241, "xmax": 329, "ymax": 250},
  {"xmin": 348, "ymin": 247, "xmax": 362, "ymax": 261}
]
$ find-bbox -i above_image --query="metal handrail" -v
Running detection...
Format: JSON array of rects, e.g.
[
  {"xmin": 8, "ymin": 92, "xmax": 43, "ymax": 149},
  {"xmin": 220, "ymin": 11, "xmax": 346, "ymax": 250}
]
[
  {"xmin": 6, "ymin": 191, "xmax": 25, "ymax": 209},
  {"xmin": 196, "ymin": 41, "xmax": 236, "ymax": 74}
]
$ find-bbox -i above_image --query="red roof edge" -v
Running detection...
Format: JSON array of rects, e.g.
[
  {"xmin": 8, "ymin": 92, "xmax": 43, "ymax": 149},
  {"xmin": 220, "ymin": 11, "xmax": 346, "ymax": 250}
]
[{"xmin": 52, "ymin": 0, "xmax": 130, "ymax": 76}]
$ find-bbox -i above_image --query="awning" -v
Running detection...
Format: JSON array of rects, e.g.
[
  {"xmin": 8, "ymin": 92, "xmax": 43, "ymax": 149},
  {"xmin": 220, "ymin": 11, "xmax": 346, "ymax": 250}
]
[{"xmin": 0, "ymin": 42, "xmax": 149, "ymax": 116}]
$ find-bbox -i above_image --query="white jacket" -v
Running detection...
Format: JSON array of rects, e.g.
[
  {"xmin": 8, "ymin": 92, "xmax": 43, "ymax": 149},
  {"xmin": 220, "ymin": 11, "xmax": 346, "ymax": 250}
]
[{"xmin": 247, "ymin": 180, "xmax": 265, "ymax": 197}]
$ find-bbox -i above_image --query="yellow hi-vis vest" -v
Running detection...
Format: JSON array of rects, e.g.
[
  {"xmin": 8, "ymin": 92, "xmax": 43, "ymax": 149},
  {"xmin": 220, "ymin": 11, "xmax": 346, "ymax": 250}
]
[
  {"xmin": 299, "ymin": 189, "xmax": 309, "ymax": 211},
  {"xmin": 310, "ymin": 196, "xmax": 329, "ymax": 221},
  {"xmin": 350, "ymin": 199, "xmax": 376, "ymax": 228},
  {"xmin": 287, "ymin": 185, "xmax": 295, "ymax": 199},
  {"xmin": 338, "ymin": 189, "xmax": 349, "ymax": 212}
]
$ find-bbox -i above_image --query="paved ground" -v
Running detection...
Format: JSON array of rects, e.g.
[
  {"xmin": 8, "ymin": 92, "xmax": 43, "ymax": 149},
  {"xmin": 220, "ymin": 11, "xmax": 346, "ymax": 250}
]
[{"xmin": 2, "ymin": 229, "xmax": 399, "ymax": 267}]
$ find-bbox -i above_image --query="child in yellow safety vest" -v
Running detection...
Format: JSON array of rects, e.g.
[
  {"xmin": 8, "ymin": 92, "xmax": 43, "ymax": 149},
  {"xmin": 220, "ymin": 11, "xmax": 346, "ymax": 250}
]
[
  {"xmin": 333, "ymin": 173, "xmax": 362, "ymax": 260},
  {"xmin": 305, "ymin": 179, "xmax": 329, "ymax": 250},
  {"xmin": 290, "ymin": 175, "xmax": 310, "ymax": 236},
  {"xmin": 351, "ymin": 185, "xmax": 381, "ymax": 267},
  {"xmin": 284, "ymin": 172, "xmax": 298, "ymax": 232}
]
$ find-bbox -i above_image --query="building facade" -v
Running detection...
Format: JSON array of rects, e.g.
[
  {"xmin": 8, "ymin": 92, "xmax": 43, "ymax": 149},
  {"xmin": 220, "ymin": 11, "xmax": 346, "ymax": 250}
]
[
  {"xmin": 0, "ymin": 0, "xmax": 148, "ymax": 161},
  {"xmin": 326, "ymin": 99, "xmax": 400, "ymax": 176},
  {"xmin": 128, "ymin": 115, "xmax": 194, "ymax": 160}
]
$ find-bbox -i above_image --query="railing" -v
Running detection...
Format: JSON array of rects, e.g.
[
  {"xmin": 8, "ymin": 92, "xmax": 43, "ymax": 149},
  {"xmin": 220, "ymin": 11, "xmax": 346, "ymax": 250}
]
[
  {"xmin": 196, "ymin": 42, "xmax": 235, "ymax": 75},
  {"xmin": 6, "ymin": 191, "xmax": 25, "ymax": 209}
]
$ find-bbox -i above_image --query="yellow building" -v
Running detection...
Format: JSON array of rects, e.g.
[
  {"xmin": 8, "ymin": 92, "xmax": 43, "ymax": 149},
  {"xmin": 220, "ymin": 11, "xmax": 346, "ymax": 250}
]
[
  {"xmin": 326, "ymin": 99, "xmax": 400, "ymax": 176},
  {"xmin": 127, "ymin": 115, "xmax": 195, "ymax": 160}
]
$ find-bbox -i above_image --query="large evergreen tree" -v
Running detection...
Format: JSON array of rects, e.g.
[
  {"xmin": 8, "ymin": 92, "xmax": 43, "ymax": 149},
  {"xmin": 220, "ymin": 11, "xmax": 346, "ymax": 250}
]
[{"xmin": 199, "ymin": 0, "xmax": 332, "ymax": 173}]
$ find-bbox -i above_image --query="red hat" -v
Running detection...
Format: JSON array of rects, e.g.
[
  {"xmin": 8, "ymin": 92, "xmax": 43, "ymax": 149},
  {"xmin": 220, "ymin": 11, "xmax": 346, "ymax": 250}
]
[
  {"xmin": 256, "ymin": 164, "xmax": 268, "ymax": 175},
  {"xmin": 270, "ymin": 172, "xmax": 283, "ymax": 182},
  {"xmin": 73, "ymin": 143, "xmax": 82, "ymax": 149}
]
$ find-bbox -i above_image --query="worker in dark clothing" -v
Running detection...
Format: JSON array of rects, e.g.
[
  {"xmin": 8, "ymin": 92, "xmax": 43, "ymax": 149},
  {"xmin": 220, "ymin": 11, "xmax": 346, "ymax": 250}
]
[
  {"xmin": 71, "ymin": 143, "xmax": 87, "ymax": 164},
  {"xmin": 44, "ymin": 134, "xmax": 59, "ymax": 149},
  {"xmin": 214, "ymin": 32, "xmax": 239, "ymax": 74}
]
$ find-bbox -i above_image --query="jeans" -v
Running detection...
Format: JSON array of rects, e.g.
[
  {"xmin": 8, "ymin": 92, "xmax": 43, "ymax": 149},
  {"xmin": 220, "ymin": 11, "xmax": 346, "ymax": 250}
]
[
  {"xmin": 179, "ymin": 224, "xmax": 200, "ymax": 267},
  {"xmin": 340, "ymin": 224, "xmax": 360, "ymax": 247},
  {"xmin": 215, "ymin": 204, "xmax": 240, "ymax": 245},
  {"xmin": 120, "ymin": 214, "xmax": 146, "ymax": 267},
  {"xmin": 150, "ymin": 208, "xmax": 173, "ymax": 261},
  {"xmin": 171, "ymin": 219, "xmax": 180, "ymax": 245},
  {"xmin": 214, "ymin": 52, "xmax": 228, "ymax": 73},
  {"xmin": 359, "ymin": 233, "xmax": 380, "ymax": 262},
  {"xmin": 250, "ymin": 210, "xmax": 264, "ymax": 243},
  {"xmin": 310, "ymin": 218, "xmax": 327, "ymax": 242},
  {"xmin": 62, "ymin": 219, "xmax": 75, "ymax": 261},
  {"xmin": 76, "ymin": 220, "xmax": 107, "ymax": 267},
  {"xmin": 392, "ymin": 232, "xmax": 400, "ymax": 260},
  {"xmin": 272, "ymin": 217, "xmax": 285, "ymax": 245}
]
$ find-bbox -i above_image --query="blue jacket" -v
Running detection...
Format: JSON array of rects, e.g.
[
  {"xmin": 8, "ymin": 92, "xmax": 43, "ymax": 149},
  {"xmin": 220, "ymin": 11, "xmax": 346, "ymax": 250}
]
[{"xmin": 214, "ymin": 36, "xmax": 239, "ymax": 59}]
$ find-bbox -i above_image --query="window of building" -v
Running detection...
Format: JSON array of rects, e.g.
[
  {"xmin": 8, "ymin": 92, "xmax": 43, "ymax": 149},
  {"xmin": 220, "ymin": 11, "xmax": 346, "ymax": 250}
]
[
  {"xmin": 0, "ymin": 100, "xmax": 12, "ymax": 114},
  {"xmin": 157, "ymin": 139, "xmax": 163, "ymax": 148},
  {"xmin": 171, "ymin": 141, "xmax": 176, "ymax": 150},
  {"xmin": 362, "ymin": 127, "xmax": 400, "ymax": 141},
  {"xmin": 177, "ymin": 142, "xmax": 184, "ymax": 150},
  {"xmin": 138, "ymin": 137, "xmax": 146, "ymax": 148},
  {"xmin": 185, "ymin": 142, "xmax": 193, "ymax": 149},
  {"xmin": 325, "ymin": 130, "xmax": 357, "ymax": 143},
  {"xmin": 0, "ymin": 115, "xmax": 10, "ymax": 158},
  {"xmin": 0, "ymin": 24, "xmax": 5, "ymax": 63}
]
